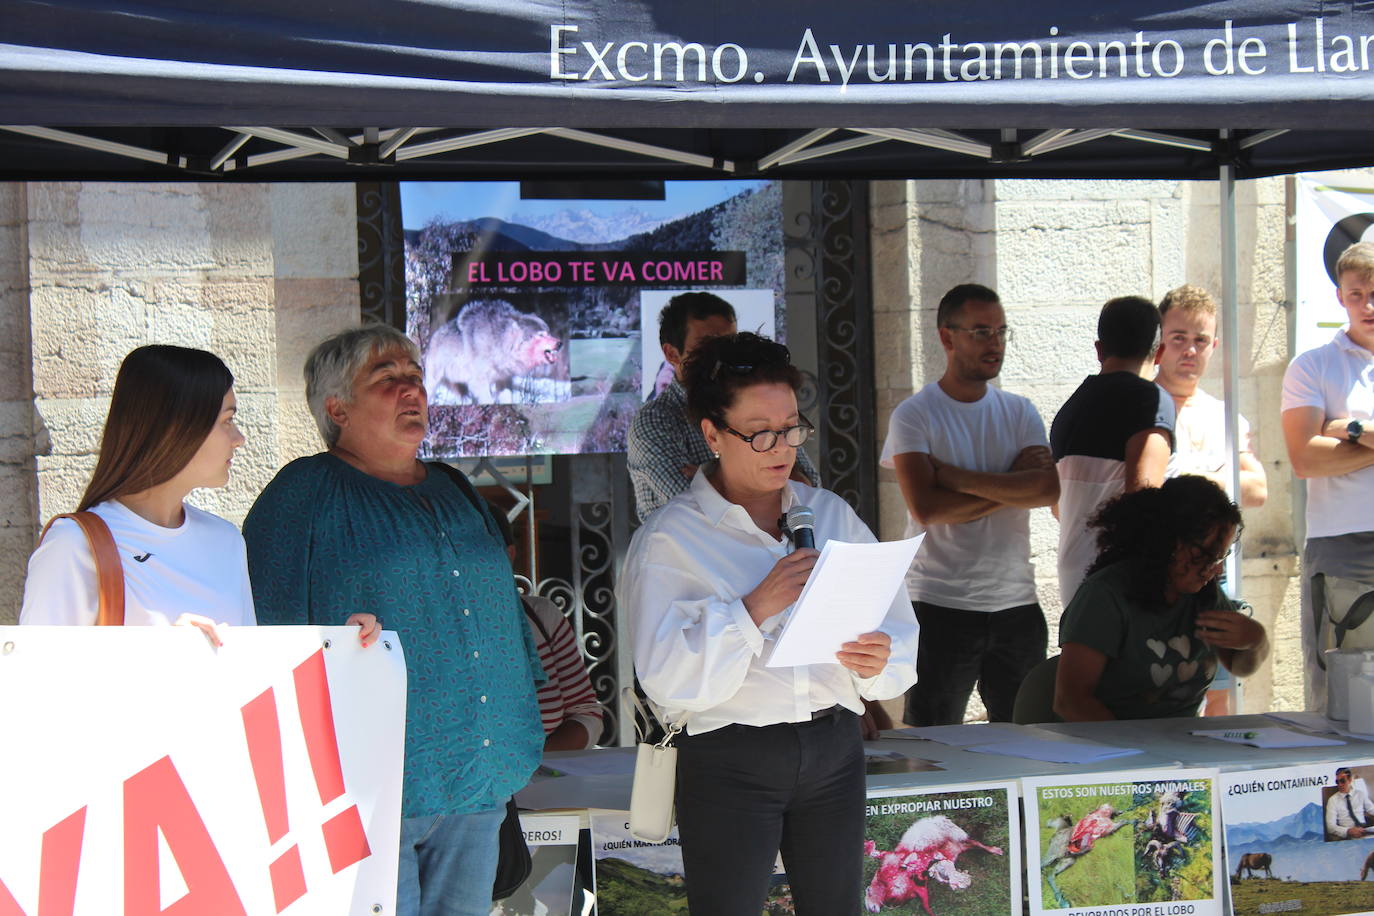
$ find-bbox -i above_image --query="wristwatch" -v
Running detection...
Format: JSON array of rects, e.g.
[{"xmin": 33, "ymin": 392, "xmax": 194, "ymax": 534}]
[{"xmin": 1350, "ymin": 419, "xmax": 1365, "ymax": 443}]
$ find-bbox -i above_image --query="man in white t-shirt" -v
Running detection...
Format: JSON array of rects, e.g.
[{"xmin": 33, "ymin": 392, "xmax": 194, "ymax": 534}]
[
  {"xmin": 1156, "ymin": 285, "xmax": 1268, "ymax": 507},
  {"xmin": 880, "ymin": 284, "xmax": 1060, "ymax": 725},
  {"xmin": 1282, "ymin": 241, "xmax": 1374, "ymax": 711}
]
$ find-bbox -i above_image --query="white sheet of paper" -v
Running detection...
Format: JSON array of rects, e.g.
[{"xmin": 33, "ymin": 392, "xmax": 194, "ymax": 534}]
[
  {"xmin": 765, "ymin": 535, "xmax": 922, "ymax": 668},
  {"xmin": 1189, "ymin": 726, "xmax": 1347, "ymax": 749},
  {"xmin": 964, "ymin": 738, "xmax": 1144, "ymax": 764},
  {"xmin": 903, "ymin": 722, "xmax": 1032, "ymax": 746},
  {"xmin": 1264, "ymin": 710, "xmax": 1342, "ymax": 734}
]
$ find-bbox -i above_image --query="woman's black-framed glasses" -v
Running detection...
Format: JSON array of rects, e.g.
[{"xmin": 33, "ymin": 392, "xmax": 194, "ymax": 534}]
[
  {"xmin": 1184, "ymin": 537, "xmax": 1237, "ymax": 569},
  {"xmin": 722, "ymin": 415, "xmax": 815, "ymax": 452}
]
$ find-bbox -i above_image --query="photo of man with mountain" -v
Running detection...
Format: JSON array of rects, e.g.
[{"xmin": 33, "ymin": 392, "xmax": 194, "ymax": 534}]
[{"xmin": 1223, "ymin": 762, "xmax": 1374, "ymax": 916}]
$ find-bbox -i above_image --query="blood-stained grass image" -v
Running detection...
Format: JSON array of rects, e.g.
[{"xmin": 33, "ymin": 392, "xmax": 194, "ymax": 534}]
[{"xmin": 863, "ymin": 783, "xmax": 1019, "ymax": 915}]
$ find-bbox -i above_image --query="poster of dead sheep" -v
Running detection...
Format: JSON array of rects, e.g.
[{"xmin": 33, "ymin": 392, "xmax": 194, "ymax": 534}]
[
  {"xmin": 1023, "ymin": 769, "xmax": 1223, "ymax": 916},
  {"xmin": 863, "ymin": 782, "xmax": 1020, "ymax": 915}
]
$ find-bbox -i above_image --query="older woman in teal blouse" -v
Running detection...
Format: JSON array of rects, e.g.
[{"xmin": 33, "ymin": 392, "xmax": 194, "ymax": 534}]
[{"xmin": 244, "ymin": 324, "xmax": 544, "ymax": 916}]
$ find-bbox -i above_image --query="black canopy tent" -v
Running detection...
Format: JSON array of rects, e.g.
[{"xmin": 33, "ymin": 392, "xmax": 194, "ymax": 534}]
[
  {"xmin": 5, "ymin": 0, "xmax": 1372, "ymax": 723},
  {"xmin": 2, "ymin": 0, "xmax": 1374, "ymax": 182}
]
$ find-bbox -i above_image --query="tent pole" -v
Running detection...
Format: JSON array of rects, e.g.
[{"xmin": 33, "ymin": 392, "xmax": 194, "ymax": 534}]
[
  {"xmin": 1219, "ymin": 134, "xmax": 1246, "ymax": 715},
  {"xmin": 1219, "ymin": 136, "xmax": 1243, "ymax": 599}
]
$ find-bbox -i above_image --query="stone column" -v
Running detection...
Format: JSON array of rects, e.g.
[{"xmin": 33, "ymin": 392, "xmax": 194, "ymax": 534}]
[{"xmin": 0, "ymin": 185, "xmax": 36, "ymax": 623}]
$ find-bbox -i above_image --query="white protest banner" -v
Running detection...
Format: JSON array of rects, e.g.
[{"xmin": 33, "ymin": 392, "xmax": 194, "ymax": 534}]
[
  {"xmin": 0, "ymin": 625, "xmax": 406, "ymax": 916},
  {"xmin": 1295, "ymin": 174, "xmax": 1374, "ymax": 356}
]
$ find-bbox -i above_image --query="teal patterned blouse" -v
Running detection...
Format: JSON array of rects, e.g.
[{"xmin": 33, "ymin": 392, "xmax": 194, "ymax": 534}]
[{"xmin": 244, "ymin": 453, "xmax": 544, "ymax": 819}]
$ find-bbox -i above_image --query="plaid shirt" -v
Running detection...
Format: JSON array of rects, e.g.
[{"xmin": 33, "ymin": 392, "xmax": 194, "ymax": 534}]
[{"xmin": 627, "ymin": 380, "xmax": 820, "ymax": 521}]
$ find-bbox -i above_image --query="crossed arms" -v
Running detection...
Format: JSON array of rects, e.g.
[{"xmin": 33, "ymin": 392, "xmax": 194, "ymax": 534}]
[
  {"xmin": 1282, "ymin": 407, "xmax": 1374, "ymax": 479},
  {"xmin": 892, "ymin": 445, "xmax": 1060, "ymax": 527}
]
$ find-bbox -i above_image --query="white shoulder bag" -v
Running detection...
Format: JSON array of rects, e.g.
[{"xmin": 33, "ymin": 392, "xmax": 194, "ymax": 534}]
[{"xmin": 624, "ymin": 688, "xmax": 687, "ymax": 843}]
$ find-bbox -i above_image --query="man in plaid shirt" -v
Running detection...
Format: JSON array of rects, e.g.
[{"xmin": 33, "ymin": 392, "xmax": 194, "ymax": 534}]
[{"xmin": 628, "ymin": 291, "xmax": 819, "ymax": 521}]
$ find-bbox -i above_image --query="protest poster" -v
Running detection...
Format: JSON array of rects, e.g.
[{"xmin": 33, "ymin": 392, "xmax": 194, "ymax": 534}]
[
  {"xmin": 1221, "ymin": 760, "xmax": 1374, "ymax": 916},
  {"xmin": 1295, "ymin": 174, "xmax": 1374, "ymax": 357},
  {"xmin": 637, "ymin": 288, "xmax": 775, "ymax": 401},
  {"xmin": 490, "ymin": 814, "xmax": 582, "ymax": 916},
  {"xmin": 401, "ymin": 180, "xmax": 785, "ymax": 458},
  {"xmin": 863, "ymin": 781, "xmax": 1019, "ymax": 915},
  {"xmin": 1024, "ymin": 768, "xmax": 1222, "ymax": 916},
  {"xmin": 588, "ymin": 810, "xmax": 791, "ymax": 914},
  {"xmin": 0, "ymin": 625, "xmax": 405, "ymax": 916}
]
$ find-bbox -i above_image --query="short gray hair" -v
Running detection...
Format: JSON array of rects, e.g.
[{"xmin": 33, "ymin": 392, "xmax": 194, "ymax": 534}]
[{"xmin": 304, "ymin": 324, "xmax": 421, "ymax": 447}]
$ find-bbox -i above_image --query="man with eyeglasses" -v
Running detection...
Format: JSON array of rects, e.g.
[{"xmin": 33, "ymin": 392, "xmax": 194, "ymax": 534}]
[
  {"xmin": 1052, "ymin": 296, "xmax": 1176, "ymax": 607},
  {"xmin": 1326, "ymin": 767, "xmax": 1374, "ymax": 840},
  {"xmin": 880, "ymin": 283, "xmax": 1059, "ymax": 726},
  {"xmin": 628, "ymin": 291, "xmax": 818, "ymax": 522}
]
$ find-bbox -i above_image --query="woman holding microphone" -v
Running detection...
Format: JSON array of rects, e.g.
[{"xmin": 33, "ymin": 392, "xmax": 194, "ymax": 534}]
[{"xmin": 620, "ymin": 332, "xmax": 919, "ymax": 915}]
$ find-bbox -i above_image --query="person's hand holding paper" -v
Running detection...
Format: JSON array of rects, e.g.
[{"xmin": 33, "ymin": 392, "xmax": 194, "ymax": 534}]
[{"xmin": 766, "ymin": 534, "xmax": 923, "ymax": 668}]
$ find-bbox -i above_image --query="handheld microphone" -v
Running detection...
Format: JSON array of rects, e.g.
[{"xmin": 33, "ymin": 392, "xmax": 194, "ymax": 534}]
[{"xmin": 785, "ymin": 505, "xmax": 816, "ymax": 550}]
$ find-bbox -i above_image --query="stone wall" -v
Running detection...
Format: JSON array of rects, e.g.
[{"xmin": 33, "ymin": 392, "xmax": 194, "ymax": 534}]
[
  {"xmin": 0, "ymin": 175, "xmax": 1326, "ymax": 715},
  {"xmin": 0, "ymin": 182, "xmax": 360, "ymax": 623},
  {"xmin": 872, "ymin": 176, "xmax": 1305, "ymax": 717}
]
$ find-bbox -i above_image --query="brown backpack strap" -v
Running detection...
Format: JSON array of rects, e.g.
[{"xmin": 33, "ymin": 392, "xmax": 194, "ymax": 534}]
[{"xmin": 39, "ymin": 512, "xmax": 126, "ymax": 626}]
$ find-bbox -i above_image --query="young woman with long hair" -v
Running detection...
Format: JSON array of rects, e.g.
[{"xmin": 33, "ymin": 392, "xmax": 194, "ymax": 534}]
[{"xmin": 20, "ymin": 345, "xmax": 255, "ymax": 640}]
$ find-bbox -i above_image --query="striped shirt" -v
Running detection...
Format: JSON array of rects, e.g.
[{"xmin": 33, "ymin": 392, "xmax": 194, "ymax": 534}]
[
  {"xmin": 628, "ymin": 379, "xmax": 820, "ymax": 521},
  {"xmin": 523, "ymin": 594, "xmax": 604, "ymax": 747}
]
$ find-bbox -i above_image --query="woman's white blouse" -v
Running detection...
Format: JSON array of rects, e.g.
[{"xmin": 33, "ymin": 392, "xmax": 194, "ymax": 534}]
[{"xmin": 620, "ymin": 468, "xmax": 919, "ymax": 735}]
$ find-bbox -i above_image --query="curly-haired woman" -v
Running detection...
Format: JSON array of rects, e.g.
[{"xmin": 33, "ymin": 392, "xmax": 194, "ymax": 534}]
[{"xmin": 1053, "ymin": 474, "xmax": 1268, "ymax": 721}]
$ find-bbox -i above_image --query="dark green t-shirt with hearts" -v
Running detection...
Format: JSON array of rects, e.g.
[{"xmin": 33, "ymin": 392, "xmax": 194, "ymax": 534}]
[{"xmin": 1059, "ymin": 560, "xmax": 1242, "ymax": 719}]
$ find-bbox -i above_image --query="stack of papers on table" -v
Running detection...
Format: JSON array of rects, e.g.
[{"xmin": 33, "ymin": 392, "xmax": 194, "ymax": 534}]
[
  {"xmin": 1264, "ymin": 710, "xmax": 1342, "ymax": 734},
  {"xmin": 892, "ymin": 722, "xmax": 1142, "ymax": 763},
  {"xmin": 896, "ymin": 722, "xmax": 1031, "ymax": 746},
  {"xmin": 962, "ymin": 737, "xmax": 1144, "ymax": 764},
  {"xmin": 1267, "ymin": 710, "xmax": 1374, "ymax": 741},
  {"xmin": 1190, "ymin": 726, "xmax": 1346, "ymax": 748},
  {"xmin": 864, "ymin": 749, "xmax": 945, "ymax": 776}
]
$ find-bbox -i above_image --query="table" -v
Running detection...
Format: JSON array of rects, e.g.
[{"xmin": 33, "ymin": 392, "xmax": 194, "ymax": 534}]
[
  {"xmin": 1041, "ymin": 713, "xmax": 1374, "ymax": 770},
  {"xmin": 513, "ymin": 714, "xmax": 1374, "ymax": 916},
  {"xmin": 518, "ymin": 717, "xmax": 1279, "ymax": 810}
]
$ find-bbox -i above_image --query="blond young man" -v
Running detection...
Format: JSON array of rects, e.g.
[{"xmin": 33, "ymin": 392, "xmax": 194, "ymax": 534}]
[
  {"xmin": 1156, "ymin": 285, "xmax": 1267, "ymax": 508},
  {"xmin": 1281, "ymin": 241, "xmax": 1374, "ymax": 711}
]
